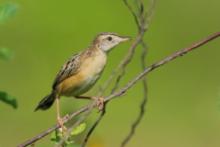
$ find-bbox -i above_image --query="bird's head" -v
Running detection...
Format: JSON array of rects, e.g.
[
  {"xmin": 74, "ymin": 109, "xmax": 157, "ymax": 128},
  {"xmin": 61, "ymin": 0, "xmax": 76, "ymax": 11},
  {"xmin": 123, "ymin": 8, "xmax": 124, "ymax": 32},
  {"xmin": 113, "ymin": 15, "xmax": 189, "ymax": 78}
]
[{"xmin": 93, "ymin": 32, "xmax": 130, "ymax": 52}]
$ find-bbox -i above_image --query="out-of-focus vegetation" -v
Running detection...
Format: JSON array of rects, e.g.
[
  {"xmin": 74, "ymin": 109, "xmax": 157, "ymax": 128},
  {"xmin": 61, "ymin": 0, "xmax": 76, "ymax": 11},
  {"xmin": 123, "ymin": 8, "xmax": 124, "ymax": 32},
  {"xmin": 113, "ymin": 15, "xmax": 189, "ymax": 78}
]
[
  {"xmin": 0, "ymin": 47, "xmax": 14, "ymax": 60},
  {"xmin": 0, "ymin": 91, "xmax": 17, "ymax": 109},
  {"xmin": 0, "ymin": 0, "xmax": 220, "ymax": 147},
  {"xmin": 0, "ymin": 3, "xmax": 17, "ymax": 24},
  {"xmin": 0, "ymin": 3, "xmax": 18, "ymax": 109}
]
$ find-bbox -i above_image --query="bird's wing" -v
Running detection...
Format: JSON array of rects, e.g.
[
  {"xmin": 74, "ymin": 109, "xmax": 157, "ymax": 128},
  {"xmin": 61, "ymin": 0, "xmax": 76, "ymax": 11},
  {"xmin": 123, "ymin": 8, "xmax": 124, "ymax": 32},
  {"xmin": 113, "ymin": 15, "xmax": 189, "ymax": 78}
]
[{"xmin": 52, "ymin": 53, "xmax": 82, "ymax": 89}]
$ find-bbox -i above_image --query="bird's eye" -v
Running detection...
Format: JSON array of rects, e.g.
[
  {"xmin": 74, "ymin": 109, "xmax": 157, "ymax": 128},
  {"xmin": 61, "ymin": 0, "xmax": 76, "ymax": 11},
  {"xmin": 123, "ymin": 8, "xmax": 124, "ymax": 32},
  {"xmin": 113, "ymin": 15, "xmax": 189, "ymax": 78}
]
[{"xmin": 107, "ymin": 36, "xmax": 112, "ymax": 41}]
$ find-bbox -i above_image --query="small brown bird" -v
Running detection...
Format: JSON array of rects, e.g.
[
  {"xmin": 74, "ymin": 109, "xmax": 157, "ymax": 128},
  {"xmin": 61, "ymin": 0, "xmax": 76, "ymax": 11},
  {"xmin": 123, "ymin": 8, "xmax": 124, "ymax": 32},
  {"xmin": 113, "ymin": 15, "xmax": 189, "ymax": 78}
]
[{"xmin": 35, "ymin": 32, "xmax": 130, "ymax": 129}]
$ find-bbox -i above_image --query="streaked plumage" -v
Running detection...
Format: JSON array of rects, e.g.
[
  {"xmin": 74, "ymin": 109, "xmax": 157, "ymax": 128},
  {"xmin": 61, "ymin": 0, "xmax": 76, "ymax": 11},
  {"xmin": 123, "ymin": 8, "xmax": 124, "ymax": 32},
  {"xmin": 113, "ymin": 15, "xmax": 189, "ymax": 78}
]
[
  {"xmin": 35, "ymin": 32, "xmax": 130, "ymax": 129},
  {"xmin": 55, "ymin": 48, "xmax": 107, "ymax": 97}
]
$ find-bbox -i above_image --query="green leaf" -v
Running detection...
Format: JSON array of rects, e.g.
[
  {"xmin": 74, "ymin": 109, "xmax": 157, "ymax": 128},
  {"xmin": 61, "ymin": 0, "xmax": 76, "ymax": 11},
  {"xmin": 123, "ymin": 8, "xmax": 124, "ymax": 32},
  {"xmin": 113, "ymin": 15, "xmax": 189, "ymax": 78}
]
[
  {"xmin": 0, "ymin": 91, "xmax": 17, "ymax": 109},
  {"xmin": 50, "ymin": 130, "xmax": 62, "ymax": 143},
  {"xmin": 0, "ymin": 48, "xmax": 14, "ymax": 61},
  {"xmin": 50, "ymin": 131, "xmax": 58, "ymax": 142},
  {"xmin": 0, "ymin": 3, "xmax": 18, "ymax": 23},
  {"xmin": 71, "ymin": 123, "xmax": 87, "ymax": 136}
]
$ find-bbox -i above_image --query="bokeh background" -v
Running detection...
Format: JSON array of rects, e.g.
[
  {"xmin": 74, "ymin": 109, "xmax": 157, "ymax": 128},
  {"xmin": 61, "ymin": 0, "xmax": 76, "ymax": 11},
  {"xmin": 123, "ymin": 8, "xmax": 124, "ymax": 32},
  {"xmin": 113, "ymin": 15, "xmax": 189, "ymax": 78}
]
[{"xmin": 0, "ymin": 0, "xmax": 220, "ymax": 147}]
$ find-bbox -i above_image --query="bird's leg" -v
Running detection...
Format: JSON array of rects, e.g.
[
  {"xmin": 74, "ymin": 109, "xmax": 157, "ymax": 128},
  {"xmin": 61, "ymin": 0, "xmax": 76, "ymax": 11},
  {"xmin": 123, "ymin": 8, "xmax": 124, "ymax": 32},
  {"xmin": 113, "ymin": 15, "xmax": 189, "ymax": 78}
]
[
  {"xmin": 75, "ymin": 95, "xmax": 105, "ymax": 111},
  {"xmin": 56, "ymin": 97, "xmax": 67, "ymax": 132}
]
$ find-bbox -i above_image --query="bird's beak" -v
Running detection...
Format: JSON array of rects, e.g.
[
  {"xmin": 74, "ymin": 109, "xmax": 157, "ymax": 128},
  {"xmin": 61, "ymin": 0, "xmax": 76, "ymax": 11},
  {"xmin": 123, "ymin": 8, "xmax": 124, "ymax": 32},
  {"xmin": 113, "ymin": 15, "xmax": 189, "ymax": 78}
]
[{"xmin": 120, "ymin": 36, "xmax": 131, "ymax": 42}]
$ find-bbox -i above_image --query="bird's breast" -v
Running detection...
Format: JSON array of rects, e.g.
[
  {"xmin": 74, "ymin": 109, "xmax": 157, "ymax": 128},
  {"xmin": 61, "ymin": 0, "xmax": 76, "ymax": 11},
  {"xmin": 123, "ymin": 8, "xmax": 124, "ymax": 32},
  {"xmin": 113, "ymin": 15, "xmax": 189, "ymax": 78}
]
[
  {"xmin": 60, "ymin": 50, "xmax": 107, "ymax": 96},
  {"xmin": 81, "ymin": 50, "xmax": 107, "ymax": 76}
]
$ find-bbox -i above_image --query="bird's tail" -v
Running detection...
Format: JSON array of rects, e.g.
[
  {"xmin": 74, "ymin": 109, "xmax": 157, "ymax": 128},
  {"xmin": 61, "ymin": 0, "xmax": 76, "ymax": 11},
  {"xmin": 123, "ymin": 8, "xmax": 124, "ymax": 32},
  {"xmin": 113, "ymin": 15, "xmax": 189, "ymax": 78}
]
[{"xmin": 35, "ymin": 91, "xmax": 56, "ymax": 111}]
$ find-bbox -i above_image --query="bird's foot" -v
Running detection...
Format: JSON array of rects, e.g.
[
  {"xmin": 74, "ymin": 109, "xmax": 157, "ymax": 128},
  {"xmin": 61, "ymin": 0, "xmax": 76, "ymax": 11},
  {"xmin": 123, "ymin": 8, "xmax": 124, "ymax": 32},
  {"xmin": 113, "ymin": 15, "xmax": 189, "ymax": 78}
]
[
  {"xmin": 57, "ymin": 117, "xmax": 67, "ymax": 133},
  {"xmin": 92, "ymin": 96, "xmax": 105, "ymax": 112}
]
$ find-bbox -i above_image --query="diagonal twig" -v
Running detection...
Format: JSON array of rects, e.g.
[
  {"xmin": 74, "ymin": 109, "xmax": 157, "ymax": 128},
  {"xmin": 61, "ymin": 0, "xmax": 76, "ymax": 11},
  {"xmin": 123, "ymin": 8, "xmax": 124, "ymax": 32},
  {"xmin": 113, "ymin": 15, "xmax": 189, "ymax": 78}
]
[
  {"xmin": 121, "ymin": 40, "xmax": 148, "ymax": 147},
  {"xmin": 120, "ymin": 0, "xmax": 156, "ymax": 146},
  {"xmin": 81, "ymin": 104, "xmax": 107, "ymax": 147}
]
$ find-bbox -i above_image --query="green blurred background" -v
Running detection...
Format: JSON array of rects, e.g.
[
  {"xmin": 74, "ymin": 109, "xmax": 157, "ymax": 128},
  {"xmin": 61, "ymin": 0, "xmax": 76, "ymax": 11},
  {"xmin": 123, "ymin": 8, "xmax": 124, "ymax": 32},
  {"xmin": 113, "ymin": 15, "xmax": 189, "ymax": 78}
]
[{"xmin": 0, "ymin": 0, "xmax": 220, "ymax": 147}]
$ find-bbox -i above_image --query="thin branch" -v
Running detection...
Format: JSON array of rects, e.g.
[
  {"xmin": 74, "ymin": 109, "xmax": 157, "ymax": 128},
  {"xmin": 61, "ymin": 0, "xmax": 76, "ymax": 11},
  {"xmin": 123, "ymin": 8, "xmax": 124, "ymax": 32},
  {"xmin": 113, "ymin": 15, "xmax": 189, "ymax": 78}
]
[
  {"xmin": 111, "ymin": 0, "xmax": 156, "ymax": 94},
  {"xmin": 123, "ymin": 0, "xmax": 142, "ymax": 30},
  {"xmin": 121, "ymin": 41, "xmax": 148, "ymax": 147},
  {"xmin": 144, "ymin": 0, "xmax": 157, "ymax": 29},
  {"xmin": 18, "ymin": 31, "xmax": 220, "ymax": 147},
  {"xmin": 97, "ymin": 0, "xmax": 157, "ymax": 96},
  {"xmin": 108, "ymin": 32, "xmax": 220, "ymax": 102},
  {"xmin": 110, "ymin": 32, "xmax": 144, "ymax": 93},
  {"xmin": 83, "ymin": 1, "xmax": 154, "ymax": 145},
  {"xmin": 110, "ymin": 1, "xmax": 144, "ymax": 94},
  {"xmin": 97, "ymin": 32, "xmax": 143, "ymax": 96},
  {"xmin": 97, "ymin": 0, "xmax": 144, "ymax": 96},
  {"xmin": 120, "ymin": 0, "xmax": 156, "ymax": 145},
  {"xmin": 111, "ymin": 0, "xmax": 154, "ymax": 146},
  {"xmin": 81, "ymin": 104, "xmax": 107, "ymax": 147}
]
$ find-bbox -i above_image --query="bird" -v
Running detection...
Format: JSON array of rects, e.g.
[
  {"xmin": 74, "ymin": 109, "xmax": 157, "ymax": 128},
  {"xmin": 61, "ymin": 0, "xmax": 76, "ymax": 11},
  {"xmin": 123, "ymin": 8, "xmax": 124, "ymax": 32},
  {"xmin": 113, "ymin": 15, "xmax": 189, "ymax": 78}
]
[{"xmin": 35, "ymin": 32, "xmax": 130, "ymax": 130}]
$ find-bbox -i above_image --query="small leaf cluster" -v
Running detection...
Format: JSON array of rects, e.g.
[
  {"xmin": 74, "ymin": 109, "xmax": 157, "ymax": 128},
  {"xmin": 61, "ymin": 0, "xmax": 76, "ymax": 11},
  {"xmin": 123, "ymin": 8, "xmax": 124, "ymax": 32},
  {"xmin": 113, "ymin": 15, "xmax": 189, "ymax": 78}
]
[
  {"xmin": 0, "ymin": 3, "xmax": 18, "ymax": 108},
  {"xmin": 51, "ymin": 123, "xmax": 87, "ymax": 147}
]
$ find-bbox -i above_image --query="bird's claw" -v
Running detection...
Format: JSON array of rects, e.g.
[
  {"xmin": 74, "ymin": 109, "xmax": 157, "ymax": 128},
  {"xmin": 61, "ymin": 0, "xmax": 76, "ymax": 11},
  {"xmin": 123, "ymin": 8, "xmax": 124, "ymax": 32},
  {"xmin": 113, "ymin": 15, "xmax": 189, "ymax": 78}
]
[{"xmin": 57, "ymin": 117, "xmax": 67, "ymax": 133}]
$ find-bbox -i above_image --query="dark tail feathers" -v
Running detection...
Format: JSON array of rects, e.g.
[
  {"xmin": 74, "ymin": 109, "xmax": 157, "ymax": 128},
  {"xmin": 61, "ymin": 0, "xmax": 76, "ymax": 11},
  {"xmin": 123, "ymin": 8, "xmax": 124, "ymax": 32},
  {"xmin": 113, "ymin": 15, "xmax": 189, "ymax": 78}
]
[{"xmin": 35, "ymin": 92, "xmax": 56, "ymax": 111}]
